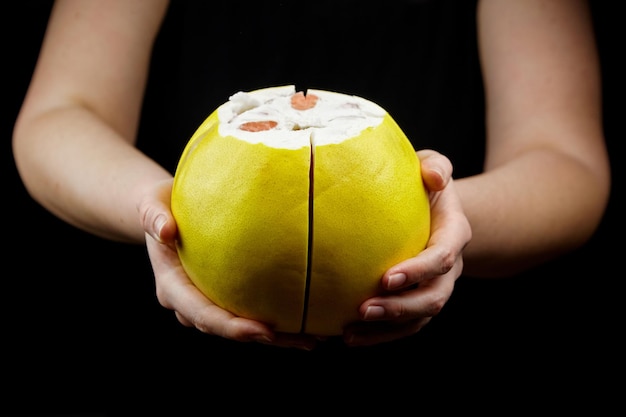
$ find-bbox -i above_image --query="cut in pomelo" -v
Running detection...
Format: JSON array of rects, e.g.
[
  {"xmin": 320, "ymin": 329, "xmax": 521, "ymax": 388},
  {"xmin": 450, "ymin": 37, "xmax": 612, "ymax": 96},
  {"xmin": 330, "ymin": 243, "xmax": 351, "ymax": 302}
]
[{"xmin": 171, "ymin": 85, "xmax": 430, "ymax": 336}]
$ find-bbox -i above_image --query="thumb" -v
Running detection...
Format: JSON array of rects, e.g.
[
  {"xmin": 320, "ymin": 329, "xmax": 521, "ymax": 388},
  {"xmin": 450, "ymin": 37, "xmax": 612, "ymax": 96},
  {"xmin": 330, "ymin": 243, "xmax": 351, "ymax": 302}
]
[
  {"xmin": 138, "ymin": 178, "xmax": 177, "ymax": 248},
  {"xmin": 416, "ymin": 149, "xmax": 453, "ymax": 192}
]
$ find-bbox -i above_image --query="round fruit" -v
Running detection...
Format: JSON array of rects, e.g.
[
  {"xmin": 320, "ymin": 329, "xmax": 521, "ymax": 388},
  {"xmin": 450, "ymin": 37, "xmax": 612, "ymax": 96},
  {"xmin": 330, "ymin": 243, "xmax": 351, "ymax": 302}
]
[{"xmin": 171, "ymin": 85, "xmax": 430, "ymax": 336}]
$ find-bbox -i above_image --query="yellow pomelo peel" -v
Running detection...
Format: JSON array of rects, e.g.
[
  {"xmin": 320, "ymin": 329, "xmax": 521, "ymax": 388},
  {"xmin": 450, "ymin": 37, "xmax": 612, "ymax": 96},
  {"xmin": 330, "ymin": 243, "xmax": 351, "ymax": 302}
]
[{"xmin": 171, "ymin": 85, "xmax": 430, "ymax": 336}]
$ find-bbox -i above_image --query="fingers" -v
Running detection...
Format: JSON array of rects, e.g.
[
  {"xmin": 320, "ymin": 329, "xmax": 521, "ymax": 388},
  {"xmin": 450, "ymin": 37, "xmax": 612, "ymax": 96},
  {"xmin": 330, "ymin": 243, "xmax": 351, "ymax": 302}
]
[
  {"xmin": 145, "ymin": 233, "xmax": 317, "ymax": 349},
  {"xmin": 345, "ymin": 171, "xmax": 471, "ymax": 347},
  {"xmin": 363, "ymin": 259, "xmax": 462, "ymax": 321},
  {"xmin": 139, "ymin": 180, "xmax": 263, "ymax": 341},
  {"xmin": 346, "ymin": 261, "xmax": 462, "ymax": 347},
  {"xmin": 146, "ymin": 233, "xmax": 273, "ymax": 343},
  {"xmin": 139, "ymin": 180, "xmax": 317, "ymax": 349},
  {"xmin": 383, "ymin": 244, "xmax": 461, "ymax": 291},
  {"xmin": 382, "ymin": 182, "xmax": 470, "ymax": 292}
]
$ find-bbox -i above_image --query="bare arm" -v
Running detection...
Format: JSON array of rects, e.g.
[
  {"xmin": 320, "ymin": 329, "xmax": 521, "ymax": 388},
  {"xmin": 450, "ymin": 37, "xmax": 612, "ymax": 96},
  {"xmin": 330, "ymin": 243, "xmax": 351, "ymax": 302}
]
[
  {"xmin": 12, "ymin": 0, "xmax": 171, "ymax": 243},
  {"xmin": 458, "ymin": 0, "xmax": 610, "ymax": 277}
]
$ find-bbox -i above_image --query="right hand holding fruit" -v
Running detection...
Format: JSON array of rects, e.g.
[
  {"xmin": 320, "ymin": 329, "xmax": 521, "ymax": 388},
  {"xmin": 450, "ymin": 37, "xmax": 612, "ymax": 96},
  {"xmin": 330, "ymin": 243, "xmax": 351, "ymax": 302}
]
[{"xmin": 343, "ymin": 150, "xmax": 472, "ymax": 347}]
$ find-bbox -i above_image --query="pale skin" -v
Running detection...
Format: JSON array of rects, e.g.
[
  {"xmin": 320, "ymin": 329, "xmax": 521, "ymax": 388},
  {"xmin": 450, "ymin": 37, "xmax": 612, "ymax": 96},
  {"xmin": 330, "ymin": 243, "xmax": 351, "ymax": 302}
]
[{"xmin": 13, "ymin": 0, "xmax": 610, "ymax": 349}]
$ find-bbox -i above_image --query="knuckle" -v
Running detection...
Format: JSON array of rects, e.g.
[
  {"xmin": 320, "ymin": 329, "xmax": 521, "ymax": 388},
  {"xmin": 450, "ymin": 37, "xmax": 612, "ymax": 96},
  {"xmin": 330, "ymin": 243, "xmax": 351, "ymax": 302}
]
[
  {"xmin": 438, "ymin": 247, "xmax": 457, "ymax": 274},
  {"xmin": 426, "ymin": 295, "xmax": 447, "ymax": 317},
  {"xmin": 154, "ymin": 285, "xmax": 173, "ymax": 310}
]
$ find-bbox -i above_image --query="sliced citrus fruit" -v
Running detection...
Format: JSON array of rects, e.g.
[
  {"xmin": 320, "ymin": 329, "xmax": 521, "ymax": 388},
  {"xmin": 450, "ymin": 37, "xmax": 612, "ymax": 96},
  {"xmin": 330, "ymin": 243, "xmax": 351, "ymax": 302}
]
[{"xmin": 171, "ymin": 85, "xmax": 430, "ymax": 336}]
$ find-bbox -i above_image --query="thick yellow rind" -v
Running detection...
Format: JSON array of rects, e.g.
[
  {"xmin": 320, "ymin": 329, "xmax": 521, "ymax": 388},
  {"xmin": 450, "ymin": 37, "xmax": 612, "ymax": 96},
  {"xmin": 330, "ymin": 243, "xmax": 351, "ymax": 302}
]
[
  {"xmin": 171, "ymin": 103, "xmax": 430, "ymax": 336},
  {"xmin": 306, "ymin": 114, "xmax": 430, "ymax": 335},
  {"xmin": 171, "ymin": 111, "xmax": 311, "ymax": 333}
]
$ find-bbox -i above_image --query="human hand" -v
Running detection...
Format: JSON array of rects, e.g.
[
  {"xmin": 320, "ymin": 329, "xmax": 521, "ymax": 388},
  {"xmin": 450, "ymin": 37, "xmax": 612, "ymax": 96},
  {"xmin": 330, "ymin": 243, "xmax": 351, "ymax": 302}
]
[
  {"xmin": 140, "ymin": 179, "xmax": 318, "ymax": 350},
  {"xmin": 343, "ymin": 149, "xmax": 472, "ymax": 347}
]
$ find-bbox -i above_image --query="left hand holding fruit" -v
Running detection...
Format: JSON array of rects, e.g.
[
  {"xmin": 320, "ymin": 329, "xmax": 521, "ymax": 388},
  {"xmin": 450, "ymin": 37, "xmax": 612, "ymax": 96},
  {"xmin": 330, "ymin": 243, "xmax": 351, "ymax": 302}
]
[
  {"xmin": 344, "ymin": 149, "xmax": 472, "ymax": 347},
  {"xmin": 141, "ymin": 179, "xmax": 319, "ymax": 350}
]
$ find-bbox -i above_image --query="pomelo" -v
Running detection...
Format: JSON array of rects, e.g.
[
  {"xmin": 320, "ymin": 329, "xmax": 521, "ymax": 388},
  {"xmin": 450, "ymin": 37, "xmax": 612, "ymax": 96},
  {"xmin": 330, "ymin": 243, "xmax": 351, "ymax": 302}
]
[{"xmin": 171, "ymin": 85, "xmax": 430, "ymax": 336}]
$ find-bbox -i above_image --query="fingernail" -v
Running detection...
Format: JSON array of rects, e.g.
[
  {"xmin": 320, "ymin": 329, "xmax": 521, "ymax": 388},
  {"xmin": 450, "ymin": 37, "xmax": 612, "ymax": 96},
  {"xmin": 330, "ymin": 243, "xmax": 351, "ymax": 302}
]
[
  {"xmin": 364, "ymin": 305, "xmax": 385, "ymax": 320},
  {"xmin": 253, "ymin": 334, "xmax": 273, "ymax": 344},
  {"xmin": 153, "ymin": 215, "xmax": 167, "ymax": 242},
  {"xmin": 433, "ymin": 167, "xmax": 445, "ymax": 183},
  {"xmin": 387, "ymin": 273, "xmax": 407, "ymax": 289}
]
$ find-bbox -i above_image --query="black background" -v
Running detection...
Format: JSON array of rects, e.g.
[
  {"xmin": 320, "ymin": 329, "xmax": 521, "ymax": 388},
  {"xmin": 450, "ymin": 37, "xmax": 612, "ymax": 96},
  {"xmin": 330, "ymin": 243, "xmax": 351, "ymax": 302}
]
[{"xmin": 2, "ymin": 1, "xmax": 623, "ymax": 414}]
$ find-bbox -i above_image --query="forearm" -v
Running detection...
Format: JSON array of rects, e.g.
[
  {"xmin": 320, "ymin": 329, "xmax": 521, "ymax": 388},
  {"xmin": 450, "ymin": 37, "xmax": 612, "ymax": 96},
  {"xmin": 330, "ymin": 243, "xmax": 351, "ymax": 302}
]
[
  {"xmin": 456, "ymin": 148, "xmax": 609, "ymax": 278},
  {"xmin": 13, "ymin": 105, "xmax": 172, "ymax": 244}
]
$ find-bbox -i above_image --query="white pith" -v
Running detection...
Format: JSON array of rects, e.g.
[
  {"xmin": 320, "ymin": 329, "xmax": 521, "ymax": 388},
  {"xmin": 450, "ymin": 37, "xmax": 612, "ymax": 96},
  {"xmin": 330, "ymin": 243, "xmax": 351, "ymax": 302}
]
[{"xmin": 217, "ymin": 85, "xmax": 386, "ymax": 150}]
